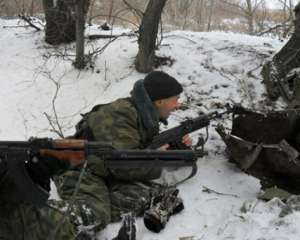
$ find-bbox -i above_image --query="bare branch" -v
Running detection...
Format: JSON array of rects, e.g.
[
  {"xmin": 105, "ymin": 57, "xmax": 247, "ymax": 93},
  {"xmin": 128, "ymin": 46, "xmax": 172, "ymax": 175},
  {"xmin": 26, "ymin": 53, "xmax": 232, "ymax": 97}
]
[
  {"xmin": 44, "ymin": 112, "xmax": 64, "ymax": 138},
  {"xmin": 18, "ymin": 14, "xmax": 41, "ymax": 31},
  {"xmin": 87, "ymin": 32, "xmax": 136, "ymax": 40},
  {"xmin": 122, "ymin": 0, "xmax": 144, "ymax": 21},
  {"xmin": 88, "ymin": 33, "xmax": 125, "ymax": 58},
  {"xmin": 202, "ymin": 185, "xmax": 240, "ymax": 198},
  {"xmin": 219, "ymin": 0, "xmax": 244, "ymax": 11},
  {"xmin": 91, "ymin": 13, "xmax": 140, "ymax": 28},
  {"xmin": 257, "ymin": 22, "xmax": 291, "ymax": 36},
  {"xmin": 41, "ymin": 71, "xmax": 65, "ymax": 138}
]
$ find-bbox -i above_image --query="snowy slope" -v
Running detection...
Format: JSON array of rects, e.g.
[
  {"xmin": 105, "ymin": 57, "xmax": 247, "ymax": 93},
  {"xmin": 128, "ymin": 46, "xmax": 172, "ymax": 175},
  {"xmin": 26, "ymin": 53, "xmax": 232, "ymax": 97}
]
[{"xmin": 0, "ymin": 18, "xmax": 298, "ymax": 240}]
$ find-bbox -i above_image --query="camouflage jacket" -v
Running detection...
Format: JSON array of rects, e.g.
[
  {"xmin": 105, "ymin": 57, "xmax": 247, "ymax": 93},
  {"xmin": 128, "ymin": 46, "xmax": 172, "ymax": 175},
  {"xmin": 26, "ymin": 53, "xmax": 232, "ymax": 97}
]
[{"xmin": 83, "ymin": 79, "xmax": 162, "ymax": 181}]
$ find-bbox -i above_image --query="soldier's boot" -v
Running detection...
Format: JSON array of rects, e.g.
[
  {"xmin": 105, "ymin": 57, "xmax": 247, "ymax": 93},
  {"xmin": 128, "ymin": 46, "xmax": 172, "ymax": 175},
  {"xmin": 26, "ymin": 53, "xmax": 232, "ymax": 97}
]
[
  {"xmin": 0, "ymin": 157, "xmax": 7, "ymax": 179},
  {"xmin": 112, "ymin": 213, "xmax": 136, "ymax": 240},
  {"xmin": 144, "ymin": 186, "xmax": 184, "ymax": 233}
]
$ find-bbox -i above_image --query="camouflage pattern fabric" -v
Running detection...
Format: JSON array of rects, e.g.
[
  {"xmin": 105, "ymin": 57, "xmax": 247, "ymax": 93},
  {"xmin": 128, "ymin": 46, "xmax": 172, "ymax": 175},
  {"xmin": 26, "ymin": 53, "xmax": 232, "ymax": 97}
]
[
  {"xmin": 258, "ymin": 187, "xmax": 292, "ymax": 202},
  {"xmin": 0, "ymin": 178, "xmax": 156, "ymax": 240},
  {"xmin": 54, "ymin": 97, "xmax": 161, "ymax": 237},
  {"xmin": 0, "ymin": 88, "xmax": 163, "ymax": 239},
  {"xmin": 85, "ymin": 98, "xmax": 161, "ymax": 180},
  {"xmin": 0, "ymin": 201, "xmax": 76, "ymax": 240},
  {"xmin": 52, "ymin": 97, "xmax": 162, "ymax": 228}
]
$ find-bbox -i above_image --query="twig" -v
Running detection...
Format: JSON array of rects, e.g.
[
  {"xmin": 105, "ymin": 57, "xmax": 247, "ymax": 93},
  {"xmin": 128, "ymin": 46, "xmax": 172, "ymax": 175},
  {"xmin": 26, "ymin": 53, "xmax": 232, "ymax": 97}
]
[
  {"xmin": 104, "ymin": 61, "xmax": 107, "ymax": 82},
  {"xmin": 44, "ymin": 113, "xmax": 64, "ymax": 138},
  {"xmin": 211, "ymin": 65, "xmax": 234, "ymax": 82},
  {"xmin": 112, "ymin": 7, "xmax": 140, "ymax": 28},
  {"xmin": 89, "ymin": 33, "xmax": 124, "ymax": 57},
  {"xmin": 257, "ymin": 22, "xmax": 291, "ymax": 36},
  {"xmin": 164, "ymin": 34, "xmax": 198, "ymax": 44},
  {"xmin": 42, "ymin": 71, "xmax": 65, "ymax": 138},
  {"xmin": 247, "ymin": 64, "xmax": 263, "ymax": 79},
  {"xmin": 122, "ymin": 0, "xmax": 144, "ymax": 20},
  {"xmin": 156, "ymin": 15, "xmax": 164, "ymax": 49},
  {"xmin": 18, "ymin": 14, "xmax": 41, "ymax": 31},
  {"xmin": 87, "ymin": 33, "xmax": 136, "ymax": 40},
  {"xmin": 91, "ymin": 14, "xmax": 139, "ymax": 28},
  {"xmin": 226, "ymin": 70, "xmax": 255, "ymax": 107},
  {"xmin": 2, "ymin": 25, "xmax": 31, "ymax": 29},
  {"xmin": 202, "ymin": 186, "xmax": 239, "ymax": 198}
]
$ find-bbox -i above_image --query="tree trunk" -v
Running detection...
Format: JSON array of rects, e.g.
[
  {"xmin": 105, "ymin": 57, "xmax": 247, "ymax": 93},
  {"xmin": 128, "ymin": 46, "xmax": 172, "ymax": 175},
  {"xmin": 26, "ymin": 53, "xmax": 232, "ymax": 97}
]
[
  {"xmin": 30, "ymin": 0, "xmax": 34, "ymax": 15},
  {"xmin": 87, "ymin": 0, "xmax": 96, "ymax": 26},
  {"xmin": 245, "ymin": 0, "xmax": 254, "ymax": 34},
  {"xmin": 43, "ymin": 0, "xmax": 90, "ymax": 45},
  {"xmin": 135, "ymin": 0, "xmax": 167, "ymax": 73},
  {"xmin": 207, "ymin": 0, "xmax": 215, "ymax": 31},
  {"xmin": 42, "ymin": 0, "xmax": 53, "ymax": 11},
  {"xmin": 283, "ymin": 0, "xmax": 287, "ymax": 21},
  {"xmin": 196, "ymin": 0, "xmax": 204, "ymax": 31},
  {"xmin": 74, "ymin": 0, "xmax": 86, "ymax": 69},
  {"xmin": 107, "ymin": 0, "xmax": 115, "ymax": 24},
  {"xmin": 181, "ymin": 0, "xmax": 193, "ymax": 30}
]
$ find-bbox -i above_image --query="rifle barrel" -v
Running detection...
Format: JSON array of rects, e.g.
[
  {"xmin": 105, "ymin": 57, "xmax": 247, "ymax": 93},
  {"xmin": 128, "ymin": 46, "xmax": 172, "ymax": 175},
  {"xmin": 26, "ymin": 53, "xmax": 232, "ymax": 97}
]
[{"xmin": 102, "ymin": 149, "xmax": 196, "ymax": 168}]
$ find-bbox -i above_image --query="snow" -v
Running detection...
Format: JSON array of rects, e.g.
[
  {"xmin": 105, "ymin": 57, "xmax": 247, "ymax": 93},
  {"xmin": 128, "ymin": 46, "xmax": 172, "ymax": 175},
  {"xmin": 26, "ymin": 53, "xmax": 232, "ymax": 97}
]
[
  {"xmin": 266, "ymin": 0, "xmax": 298, "ymax": 10},
  {"xmin": 222, "ymin": 18, "xmax": 242, "ymax": 25},
  {"xmin": 0, "ymin": 18, "xmax": 298, "ymax": 239}
]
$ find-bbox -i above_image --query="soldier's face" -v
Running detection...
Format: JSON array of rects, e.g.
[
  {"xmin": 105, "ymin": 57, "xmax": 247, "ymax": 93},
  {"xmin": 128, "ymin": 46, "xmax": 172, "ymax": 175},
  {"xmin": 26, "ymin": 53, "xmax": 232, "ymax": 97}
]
[{"xmin": 154, "ymin": 95, "xmax": 181, "ymax": 119}]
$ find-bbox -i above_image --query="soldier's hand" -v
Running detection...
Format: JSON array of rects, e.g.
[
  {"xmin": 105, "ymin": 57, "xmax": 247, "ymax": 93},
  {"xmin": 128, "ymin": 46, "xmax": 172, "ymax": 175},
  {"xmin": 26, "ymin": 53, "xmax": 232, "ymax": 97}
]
[
  {"xmin": 182, "ymin": 134, "xmax": 192, "ymax": 147},
  {"xmin": 158, "ymin": 144, "xmax": 170, "ymax": 151}
]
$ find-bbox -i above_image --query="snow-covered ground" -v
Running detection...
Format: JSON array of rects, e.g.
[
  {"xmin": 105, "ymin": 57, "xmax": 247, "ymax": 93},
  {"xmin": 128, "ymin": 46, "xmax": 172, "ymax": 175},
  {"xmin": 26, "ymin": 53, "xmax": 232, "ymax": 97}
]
[{"xmin": 0, "ymin": 18, "xmax": 298, "ymax": 240}]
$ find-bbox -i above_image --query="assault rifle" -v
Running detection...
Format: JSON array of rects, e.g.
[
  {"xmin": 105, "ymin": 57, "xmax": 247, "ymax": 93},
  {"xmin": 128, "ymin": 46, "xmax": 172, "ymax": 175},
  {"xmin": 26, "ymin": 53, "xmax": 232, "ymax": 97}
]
[
  {"xmin": 148, "ymin": 105, "xmax": 245, "ymax": 150},
  {"xmin": 0, "ymin": 138, "xmax": 196, "ymax": 205}
]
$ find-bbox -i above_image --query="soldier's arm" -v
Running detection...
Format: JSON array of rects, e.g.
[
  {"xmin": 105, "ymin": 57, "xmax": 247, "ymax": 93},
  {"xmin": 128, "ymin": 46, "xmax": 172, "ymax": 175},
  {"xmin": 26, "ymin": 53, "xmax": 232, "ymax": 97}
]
[{"xmin": 88, "ymin": 103, "xmax": 161, "ymax": 181}]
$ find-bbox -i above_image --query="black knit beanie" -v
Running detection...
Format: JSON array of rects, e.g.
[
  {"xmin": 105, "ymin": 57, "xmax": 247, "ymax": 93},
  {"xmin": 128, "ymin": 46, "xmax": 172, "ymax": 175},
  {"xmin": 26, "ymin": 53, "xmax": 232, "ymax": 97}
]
[{"xmin": 143, "ymin": 71, "xmax": 183, "ymax": 101}]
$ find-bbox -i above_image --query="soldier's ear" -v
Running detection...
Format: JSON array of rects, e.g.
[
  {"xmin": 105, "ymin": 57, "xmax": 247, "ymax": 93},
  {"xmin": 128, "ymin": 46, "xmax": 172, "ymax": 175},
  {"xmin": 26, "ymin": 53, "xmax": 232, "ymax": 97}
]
[{"xmin": 153, "ymin": 100, "xmax": 164, "ymax": 108}]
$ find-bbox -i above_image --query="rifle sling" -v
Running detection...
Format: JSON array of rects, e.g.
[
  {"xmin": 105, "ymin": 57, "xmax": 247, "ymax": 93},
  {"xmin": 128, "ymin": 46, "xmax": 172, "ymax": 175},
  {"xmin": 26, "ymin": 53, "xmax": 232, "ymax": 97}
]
[{"xmin": 172, "ymin": 163, "xmax": 198, "ymax": 187}]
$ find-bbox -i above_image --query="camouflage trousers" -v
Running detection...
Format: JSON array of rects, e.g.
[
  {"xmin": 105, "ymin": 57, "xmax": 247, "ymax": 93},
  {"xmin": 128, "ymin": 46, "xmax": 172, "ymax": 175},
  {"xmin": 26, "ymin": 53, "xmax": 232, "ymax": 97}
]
[
  {"xmin": 0, "ymin": 170, "xmax": 157, "ymax": 240},
  {"xmin": 0, "ymin": 201, "xmax": 75, "ymax": 240}
]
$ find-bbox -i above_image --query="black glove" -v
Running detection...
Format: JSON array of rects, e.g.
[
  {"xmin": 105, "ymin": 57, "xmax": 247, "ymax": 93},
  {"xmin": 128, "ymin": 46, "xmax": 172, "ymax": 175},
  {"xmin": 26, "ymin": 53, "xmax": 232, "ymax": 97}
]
[{"xmin": 144, "ymin": 187, "xmax": 184, "ymax": 233}]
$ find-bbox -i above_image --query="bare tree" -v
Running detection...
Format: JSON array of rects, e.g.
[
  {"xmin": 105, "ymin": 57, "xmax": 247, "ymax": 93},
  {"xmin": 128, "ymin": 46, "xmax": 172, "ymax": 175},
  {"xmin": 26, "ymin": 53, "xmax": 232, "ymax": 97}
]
[
  {"xmin": 180, "ymin": 0, "xmax": 194, "ymax": 30},
  {"xmin": 277, "ymin": 0, "xmax": 295, "ymax": 37},
  {"xmin": 135, "ymin": 0, "xmax": 167, "ymax": 73},
  {"xmin": 87, "ymin": 0, "xmax": 97, "ymax": 26},
  {"xmin": 195, "ymin": 0, "xmax": 205, "ymax": 31},
  {"xmin": 207, "ymin": 0, "xmax": 216, "ymax": 31},
  {"xmin": 255, "ymin": 0, "xmax": 268, "ymax": 32},
  {"xmin": 74, "ymin": 0, "xmax": 86, "ymax": 69},
  {"xmin": 0, "ymin": 0, "xmax": 7, "ymax": 15},
  {"xmin": 245, "ymin": 0, "xmax": 255, "ymax": 34},
  {"xmin": 43, "ymin": 0, "xmax": 90, "ymax": 45},
  {"xmin": 220, "ymin": 0, "xmax": 265, "ymax": 34},
  {"xmin": 107, "ymin": 0, "xmax": 115, "ymax": 24}
]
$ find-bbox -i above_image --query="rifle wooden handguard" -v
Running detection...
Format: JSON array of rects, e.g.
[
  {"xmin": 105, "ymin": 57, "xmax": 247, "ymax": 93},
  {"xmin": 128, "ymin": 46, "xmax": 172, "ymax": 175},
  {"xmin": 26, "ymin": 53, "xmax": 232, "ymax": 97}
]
[{"xmin": 39, "ymin": 149, "xmax": 86, "ymax": 166}]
